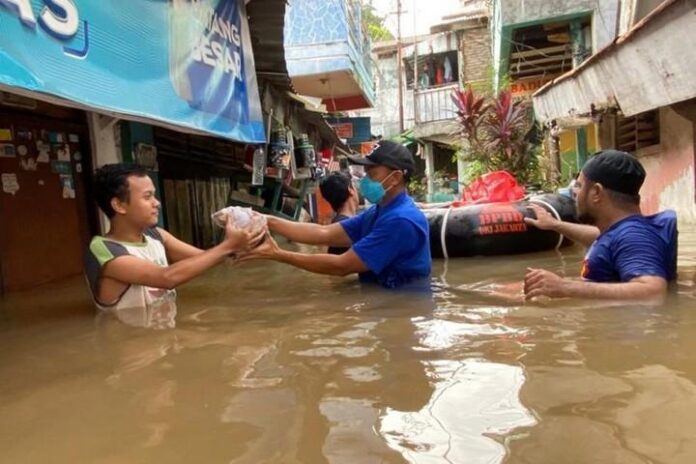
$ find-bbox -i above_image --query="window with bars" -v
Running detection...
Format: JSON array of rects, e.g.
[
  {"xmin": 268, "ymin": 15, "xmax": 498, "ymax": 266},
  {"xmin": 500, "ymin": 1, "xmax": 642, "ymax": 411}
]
[{"xmin": 617, "ymin": 110, "xmax": 660, "ymax": 154}]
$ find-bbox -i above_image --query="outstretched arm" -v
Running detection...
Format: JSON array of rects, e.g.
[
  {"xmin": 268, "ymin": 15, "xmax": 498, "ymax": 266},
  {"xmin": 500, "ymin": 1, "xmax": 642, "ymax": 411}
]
[
  {"xmin": 525, "ymin": 204, "xmax": 599, "ymax": 248},
  {"xmin": 266, "ymin": 215, "xmax": 352, "ymax": 247},
  {"xmin": 158, "ymin": 228, "xmax": 204, "ymax": 262},
  {"xmin": 274, "ymin": 249, "xmax": 368, "ymax": 276},
  {"xmin": 524, "ymin": 268, "xmax": 667, "ymax": 302},
  {"xmin": 102, "ymin": 223, "xmax": 265, "ymax": 290},
  {"xmin": 239, "ymin": 234, "xmax": 368, "ymax": 276},
  {"xmin": 103, "ymin": 244, "xmax": 235, "ymax": 290}
]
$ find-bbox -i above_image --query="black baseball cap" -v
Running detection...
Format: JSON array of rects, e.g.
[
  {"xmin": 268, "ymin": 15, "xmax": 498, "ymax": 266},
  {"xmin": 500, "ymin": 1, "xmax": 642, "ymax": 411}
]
[
  {"xmin": 347, "ymin": 140, "xmax": 415, "ymax": 176},
  {"xmin": 581, "ymin": 149, "xmax": 646, "ymax": 195}
]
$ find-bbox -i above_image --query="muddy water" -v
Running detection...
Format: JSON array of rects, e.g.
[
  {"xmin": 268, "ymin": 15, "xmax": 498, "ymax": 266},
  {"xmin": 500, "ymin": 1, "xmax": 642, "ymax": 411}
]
[{"xmin": 1, "ymin": 233, "xmax": 696, "ymax": 464}]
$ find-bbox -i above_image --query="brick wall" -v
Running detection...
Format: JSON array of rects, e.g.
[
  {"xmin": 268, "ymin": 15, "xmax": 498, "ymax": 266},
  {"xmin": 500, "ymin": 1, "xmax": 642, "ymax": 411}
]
[{"xmin": 460, "ymin": 25, "xmax": 492, "ymax": 85}]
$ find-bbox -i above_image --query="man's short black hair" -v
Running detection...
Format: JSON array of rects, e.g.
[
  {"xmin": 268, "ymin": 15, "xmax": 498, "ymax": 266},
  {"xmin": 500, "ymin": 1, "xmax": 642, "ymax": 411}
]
[
  {"xmin": 319, "ymin": 172, "xmax": 352, "ymax": 213},
  {"xmin": 605, "ymin": 187, "xmax": 641, "ymax": 206},
  {"xmin": 94, "ymin": 164, "xmax": 149, "ymax": 218}
]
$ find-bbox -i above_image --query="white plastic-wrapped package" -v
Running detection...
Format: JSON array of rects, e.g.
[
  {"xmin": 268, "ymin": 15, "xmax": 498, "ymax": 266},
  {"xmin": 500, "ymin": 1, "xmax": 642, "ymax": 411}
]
[{"xmin": 211, "ymin": 206, "xmax": 267, "ymax": 235}]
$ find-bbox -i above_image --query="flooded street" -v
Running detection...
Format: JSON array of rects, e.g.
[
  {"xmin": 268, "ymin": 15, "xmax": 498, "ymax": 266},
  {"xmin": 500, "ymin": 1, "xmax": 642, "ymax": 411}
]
[{"xmin": 1, "ymin": 234, "xmax": 696, "ymax": 464}]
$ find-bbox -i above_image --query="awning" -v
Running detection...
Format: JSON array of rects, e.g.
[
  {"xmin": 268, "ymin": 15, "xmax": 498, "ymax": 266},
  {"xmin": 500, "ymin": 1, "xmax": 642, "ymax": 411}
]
[
  {"xmin": 286, "ymin": 92, "xmax": 327, "ymax": 113},
  {"xmin": 533, "ymin": 0, "xmax": 696, "ymax": 125},
  {"xmin": 0, "ymin": 0, "xmax": 267, "ymax": 143},
  {"xmin": 247, "ymin": 0, "xmax": 293, "ymax": 92}
]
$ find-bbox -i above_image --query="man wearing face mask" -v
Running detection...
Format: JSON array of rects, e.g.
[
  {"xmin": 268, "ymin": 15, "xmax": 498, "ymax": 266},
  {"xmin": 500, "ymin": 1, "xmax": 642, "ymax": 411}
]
[
  {"xmin": 243, "ymin": 141, "xmax": 432, "ymax": 289},
  {"xmin": 523, "ymin": 149, "xmax": 677, "ymax": 301}
]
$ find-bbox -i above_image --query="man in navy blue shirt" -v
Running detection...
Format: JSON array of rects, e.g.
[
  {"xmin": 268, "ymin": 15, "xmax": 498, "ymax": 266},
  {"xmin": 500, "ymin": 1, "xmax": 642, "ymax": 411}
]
[
  {"xmin": 243, "ymin": 141, "xmax": 432, "ymax": 289},
  {"xmin": 524, "ymin": 149, "xmax": 677, "ymax": 301}
]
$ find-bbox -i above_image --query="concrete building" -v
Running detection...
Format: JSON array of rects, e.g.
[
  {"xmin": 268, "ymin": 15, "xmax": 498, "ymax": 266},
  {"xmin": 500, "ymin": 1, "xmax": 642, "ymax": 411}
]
[
  {"xmin": 356, "ymin": 2, "xmax": 491, "ymax": 200},
  {"xmin": 284, "ymin": 0, "xmax": 375, "ymax": 111},
  {"xmin": 533, "ymin": 0, "xmax": 696, "ymax": 224}
]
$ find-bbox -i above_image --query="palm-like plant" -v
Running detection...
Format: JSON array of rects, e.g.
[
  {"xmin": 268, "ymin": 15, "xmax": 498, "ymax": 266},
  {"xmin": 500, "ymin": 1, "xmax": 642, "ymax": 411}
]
[
  {"xmin": 451, "ymin": 87, "xmax": 488, "ymax": 155},
  {"xmin": 452, "ymin": 86, "xmax": 535, "ymax": 184}
]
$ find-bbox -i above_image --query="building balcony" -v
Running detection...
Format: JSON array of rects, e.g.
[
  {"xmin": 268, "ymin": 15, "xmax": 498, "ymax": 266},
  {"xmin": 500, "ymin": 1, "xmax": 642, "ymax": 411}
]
[
  {"xmin": 415, "ymin": 83, "xmax": 459, "ymax": 124},
  {"xmin": 284, "ymin": 0, "xmax": 375, "ymax": 111}
]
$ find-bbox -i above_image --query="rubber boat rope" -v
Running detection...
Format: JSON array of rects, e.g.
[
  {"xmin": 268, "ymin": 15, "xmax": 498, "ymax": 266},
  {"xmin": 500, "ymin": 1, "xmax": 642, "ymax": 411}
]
[
  {"xmin": 528, "ymin": 198, "xmax": 565, "ymax": 250},
  {"xmin": 440, "ymin": 206, "xmax": 453, "ymax": 259}
]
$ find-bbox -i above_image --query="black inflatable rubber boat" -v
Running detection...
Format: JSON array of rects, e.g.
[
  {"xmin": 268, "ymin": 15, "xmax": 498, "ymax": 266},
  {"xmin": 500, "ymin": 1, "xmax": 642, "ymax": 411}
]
[{"xmin": 423, "ymin": 193, "xmax": 576, "ymax": 258}]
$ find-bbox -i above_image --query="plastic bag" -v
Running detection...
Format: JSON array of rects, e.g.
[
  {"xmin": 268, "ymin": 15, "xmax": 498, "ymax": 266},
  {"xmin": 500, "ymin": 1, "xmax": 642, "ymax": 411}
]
[
  {"xmin": 211, "ymin": 206, "xmax": 267, "ymax": 235},
  {"xmin": 454, "ymin": 171, "xmax": 525, "ymax": 206}
]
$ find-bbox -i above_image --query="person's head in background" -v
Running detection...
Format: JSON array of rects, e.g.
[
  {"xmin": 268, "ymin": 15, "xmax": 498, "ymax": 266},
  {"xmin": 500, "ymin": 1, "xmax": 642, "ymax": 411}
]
[{"xmin": 319, "ymin": 172, "xmax": 359, "ymax": 219}]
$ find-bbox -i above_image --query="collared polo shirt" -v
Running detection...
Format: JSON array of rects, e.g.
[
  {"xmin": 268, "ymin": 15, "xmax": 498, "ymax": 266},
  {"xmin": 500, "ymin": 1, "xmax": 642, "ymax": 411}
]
[{"xmin": 341, "ymin": 192, "xmax": 431, "ymax": 288}]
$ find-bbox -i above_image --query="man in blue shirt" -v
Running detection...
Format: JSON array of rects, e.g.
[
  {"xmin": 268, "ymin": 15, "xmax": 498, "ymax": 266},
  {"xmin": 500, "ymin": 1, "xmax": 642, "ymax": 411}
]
[
  {"xmin": 243, "ymin": 141, "xmax": 432, "ymax": 289},
  {"xmin": 524, "ymin": 149, "xmax": 677, "ymax": 301}
]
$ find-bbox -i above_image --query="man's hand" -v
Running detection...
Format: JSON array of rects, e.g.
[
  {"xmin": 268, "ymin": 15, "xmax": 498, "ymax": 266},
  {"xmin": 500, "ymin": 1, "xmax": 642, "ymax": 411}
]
[
  {"xmin": 264, "ymin": 214, "xmax": 278, "ymax": 231},
  {"xmin": 524, "ymin": 267, "xmax": 568, "ymax": 299},
  {"xmin": 237, "ymin": 233, "xmax": 281, "ymax": 261},
  {"xmin": 222, "ymin": 219, "xmax": 267, "ymax": 254},
  {"xmin": 524, "ymin": 204, "xmax": 560, "ymax": 231}
]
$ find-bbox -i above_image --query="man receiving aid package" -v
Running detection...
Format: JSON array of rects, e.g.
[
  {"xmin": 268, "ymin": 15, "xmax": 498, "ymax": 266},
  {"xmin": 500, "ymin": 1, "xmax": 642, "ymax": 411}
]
[{"xmin": 524, "ymin": 150, "xmax": 677, "ymax": 301}]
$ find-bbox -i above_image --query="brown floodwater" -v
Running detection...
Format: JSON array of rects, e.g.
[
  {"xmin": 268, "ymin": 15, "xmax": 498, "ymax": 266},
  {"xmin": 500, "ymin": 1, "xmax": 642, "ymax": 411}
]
[{"xmin": 1, "ymin": 231, "xmax": 696, "ymax": 464}]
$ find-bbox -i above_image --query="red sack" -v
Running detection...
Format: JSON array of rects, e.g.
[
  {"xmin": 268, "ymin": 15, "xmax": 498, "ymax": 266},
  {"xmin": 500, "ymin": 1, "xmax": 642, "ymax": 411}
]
[{"xmin": 453, "ymin": 171, "xmax": 525, "ymax": 206}]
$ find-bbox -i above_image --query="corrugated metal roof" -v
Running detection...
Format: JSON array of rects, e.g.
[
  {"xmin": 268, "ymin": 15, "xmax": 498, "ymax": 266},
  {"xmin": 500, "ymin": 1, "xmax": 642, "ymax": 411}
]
[
  {"xmin": 247, "ymin": 0, "xmax": 293, "ymax": 91},
  {"xmin": 533, "ymin": 0, "xmax": 696, "ymax": 124}
]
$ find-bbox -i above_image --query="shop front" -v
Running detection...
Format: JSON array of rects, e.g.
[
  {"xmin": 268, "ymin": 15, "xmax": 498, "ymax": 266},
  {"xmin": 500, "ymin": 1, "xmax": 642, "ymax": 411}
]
[
  {"xmin": 0, "ymin": 0, "xmax": 265, "ymax": 292},
  {"xmin": 0, "ymin": 96, "xmax": 96, "ymax": 291}
]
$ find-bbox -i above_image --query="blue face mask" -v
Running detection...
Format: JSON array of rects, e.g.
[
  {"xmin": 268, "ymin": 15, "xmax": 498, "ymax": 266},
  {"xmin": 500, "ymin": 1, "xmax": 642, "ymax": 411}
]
[{"xmin": 358, "ymin": 171, "xmax": 396, "ymax": 204}]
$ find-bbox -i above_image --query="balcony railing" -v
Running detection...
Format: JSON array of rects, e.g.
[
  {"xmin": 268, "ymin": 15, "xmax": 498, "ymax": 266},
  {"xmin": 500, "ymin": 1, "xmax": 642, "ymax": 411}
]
[{"xmin": 415, "ymin": 84, "xmax": 459, "ymax": 124}]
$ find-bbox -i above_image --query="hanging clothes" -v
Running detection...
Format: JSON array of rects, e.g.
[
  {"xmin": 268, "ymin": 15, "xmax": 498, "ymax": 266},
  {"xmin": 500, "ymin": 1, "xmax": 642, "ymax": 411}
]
[
  {"xmin": 444, "ymin": 56, "xmax": 454, "ymax": 83},
  {"xmin": 435, "ymin": 65, "xmax": 444, "ymax": 85},
  {"xmin": 418, "ymin": 66, "xmax": 430, "ymax": 89}
]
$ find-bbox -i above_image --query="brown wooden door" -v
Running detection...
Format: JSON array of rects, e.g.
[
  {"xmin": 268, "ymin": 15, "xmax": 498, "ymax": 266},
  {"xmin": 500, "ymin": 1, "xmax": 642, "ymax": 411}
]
[{"xmin": 0, "ymin": 111, "xmax": 92, "ymax": 292}]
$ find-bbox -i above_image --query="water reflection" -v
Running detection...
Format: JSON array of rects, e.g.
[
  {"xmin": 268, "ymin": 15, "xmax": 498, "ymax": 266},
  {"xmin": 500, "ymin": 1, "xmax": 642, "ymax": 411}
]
[
  {"xmin": 1, "ymin": 232, "xmax": 696, "ymax": 463},
  {"xmin": 96, "ymin": 299, "xmax": 177, "ymax": 329},
  {"xmin": 380, "ymin": 359, "xmax": 535, "ymax": 464}
]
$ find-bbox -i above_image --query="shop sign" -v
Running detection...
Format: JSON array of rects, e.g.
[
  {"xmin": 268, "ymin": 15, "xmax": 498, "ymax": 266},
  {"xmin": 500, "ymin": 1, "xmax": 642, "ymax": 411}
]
[
  {"xmin": 510, "ymin": 77, "xmax": 556, "ymax": 99},
  {"xmin": 331, "ymin": 123, "xmax": 354, "ymax": 139},
  {"xmin": 0, "ymin": 0, "xmax": 264, "ymax": 143},
  {"xmin": 328, "ymin": 117, "xmax": 371, "ymax": 145}
]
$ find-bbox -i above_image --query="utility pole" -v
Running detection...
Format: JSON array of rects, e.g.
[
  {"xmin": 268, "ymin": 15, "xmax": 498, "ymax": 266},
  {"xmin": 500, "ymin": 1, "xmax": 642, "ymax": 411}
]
[
  {"xmin": 412, "ymin": 0, "xmax": 418, "ymax": 127},
  {"xmin": 396, "ymin": 0, "xmax": 404, "ymax": 133},
  {"xmin": 570, "ymin": 19, "xmax": 588, "ymax": 169}
]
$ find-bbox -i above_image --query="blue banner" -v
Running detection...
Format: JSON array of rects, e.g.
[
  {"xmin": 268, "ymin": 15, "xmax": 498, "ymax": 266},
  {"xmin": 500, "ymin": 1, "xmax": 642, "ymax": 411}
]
[{"xmin": 0, "ymin": 0, "xmax": 265, "ymax": 143}]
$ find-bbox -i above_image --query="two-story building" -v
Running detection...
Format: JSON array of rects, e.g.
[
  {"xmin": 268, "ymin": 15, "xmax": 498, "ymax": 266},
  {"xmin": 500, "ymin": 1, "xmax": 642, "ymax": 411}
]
[
  {"xmin": 356, "ymin": 2, "xmax": 491, "ymax": 200},
  {"xmin": 284, "ymin": 0, "xmax": 375, "ymax": 112}
]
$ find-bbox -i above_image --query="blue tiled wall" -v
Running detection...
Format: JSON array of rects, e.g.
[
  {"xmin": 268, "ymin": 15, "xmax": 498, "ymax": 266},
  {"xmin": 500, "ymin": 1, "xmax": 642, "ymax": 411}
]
[
  {"xmin": 285, "ymin": 0, "xmax": 375, "ymax": 105},
  {"xmin": 285, "ymin": 0, "xmax": 348, "ymax": 45}
]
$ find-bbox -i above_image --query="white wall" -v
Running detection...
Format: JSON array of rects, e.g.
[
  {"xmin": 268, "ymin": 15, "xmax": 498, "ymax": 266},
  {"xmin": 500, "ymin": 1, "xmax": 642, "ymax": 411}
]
[{"xmin": 87, "ymin": 112, "xmax": 123, "ymax": 233}]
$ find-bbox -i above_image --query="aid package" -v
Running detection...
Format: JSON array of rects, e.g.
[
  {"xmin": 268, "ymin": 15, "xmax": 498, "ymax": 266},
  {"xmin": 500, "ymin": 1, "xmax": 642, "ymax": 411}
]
[{"xmin": 211, "ymin": 206, "xmax": 267, "ymax": 235}]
